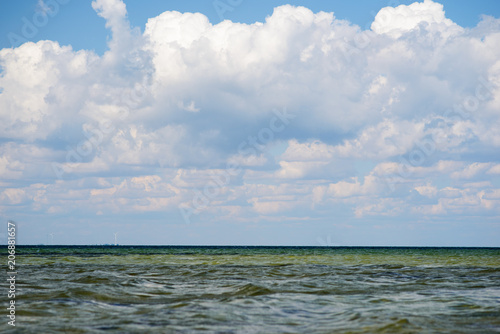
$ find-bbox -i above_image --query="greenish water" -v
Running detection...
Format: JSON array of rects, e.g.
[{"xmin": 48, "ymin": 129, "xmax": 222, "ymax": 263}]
[{"xmin": 5, "ymin": 246, "xmax": 500, "ymax": 333}]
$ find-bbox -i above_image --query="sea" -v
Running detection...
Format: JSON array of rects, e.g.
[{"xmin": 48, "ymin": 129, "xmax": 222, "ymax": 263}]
[{"xmin": 5, "ymin": 246, "xmax": 500, "ymax": 333}]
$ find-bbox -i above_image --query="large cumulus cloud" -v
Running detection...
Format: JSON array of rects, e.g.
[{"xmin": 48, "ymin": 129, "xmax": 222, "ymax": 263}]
[{"xmin": 0, "ymin": 0, "xmax": 499, "ymax": 244}]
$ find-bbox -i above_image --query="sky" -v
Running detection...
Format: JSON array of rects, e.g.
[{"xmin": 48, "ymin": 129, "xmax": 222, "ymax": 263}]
[{"xmin": 0, "ymin": 0, "xmax": 499, "ymax": 246}]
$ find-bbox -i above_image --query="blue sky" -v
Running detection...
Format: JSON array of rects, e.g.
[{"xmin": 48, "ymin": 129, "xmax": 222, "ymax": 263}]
[{"xmin": 1, "ymin": 0, "xmax": 500, "ymax": 246}]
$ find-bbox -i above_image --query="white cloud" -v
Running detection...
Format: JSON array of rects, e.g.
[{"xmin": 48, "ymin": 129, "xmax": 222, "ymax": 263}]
[
  {"xmin": 451, "ymin": 162, "xmax": 492, "ymax": 179},
  {"xmin": 0, "ymin": 41, "xmax": 95, "ymax": 141},
  {"xmin": 177, "ymin": 100, "xmax": 200, "ymax": 113},
  {"xmin": 414, "ymin": 184, "xmax": 438, "ymax": 198},
  {"xmin": 371, "ymin": 0, "xmax": 462, "ymax": 39},
  {"xmin": 333, "ymin": 119, "xmax": 426, "ymax": 159},
  {"xmin": 327, "ymin": 176, "xmax": 377, "ymax": 198},
  {"xmin": 280, "ymin": 139, "xmax": 334, "ymax": 162},
  {"xmin": 0, "ymin": 188, "xmax": 27, "ymax": 205},
  {"xmin": 92, "ymin": 0, "xmax": 132, "ymax": 57},
  {"xmin": 0, "ymin": 0, "xmax": 499, "ymax": 244},
  {"xmin": 488, "ymin": 164, "xmax": 500, "ymax": 174}
]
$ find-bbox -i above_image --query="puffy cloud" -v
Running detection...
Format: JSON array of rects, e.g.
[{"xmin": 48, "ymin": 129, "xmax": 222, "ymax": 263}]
[
  {"xmin": 371, "ymin": 0, "xmax": 462, "ymax": 38},
  {"xmin": 280, "ymin": 140, "xmax": 334, "ymax": 162},
  {"xmin": 0, "ymin": 0, "xmax": 499, "ymax": 244},
  {"xmin": 488, "ymin": 164, "xmax": 500, "ymax": 175},
  {"xmin": 414, "ymin": 184, "xmax": 438, "ymax": 198},
  {"xmin": 326, "ymin": 176, "xmax": 378, "ymax": 198},
  {"xmin": 92, "ymin": 0, "xmax": 137, "ymax": 61},
  {"xmin": 0, "ymin": 41, "xmax": 95, "ymax": 141},
  {"xmin": 451, "ymin": 162, "xmax": 492, "ymax": 179}
]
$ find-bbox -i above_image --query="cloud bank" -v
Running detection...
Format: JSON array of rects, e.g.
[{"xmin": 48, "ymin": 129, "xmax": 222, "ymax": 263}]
[{"xmin": 1, "ymin": 0, "xmax": 499, "ymax": 245}]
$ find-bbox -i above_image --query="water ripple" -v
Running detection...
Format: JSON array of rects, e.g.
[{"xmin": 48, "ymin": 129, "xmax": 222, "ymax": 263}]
[{"xmin": 6, "ymin": 246, "xmax": 500, "ymax": 333}]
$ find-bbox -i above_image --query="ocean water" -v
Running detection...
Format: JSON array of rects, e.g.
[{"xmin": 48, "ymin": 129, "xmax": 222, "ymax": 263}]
[{"xmin": 6, "ymin": 246, "xmax": 500, "ymax": 333}]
